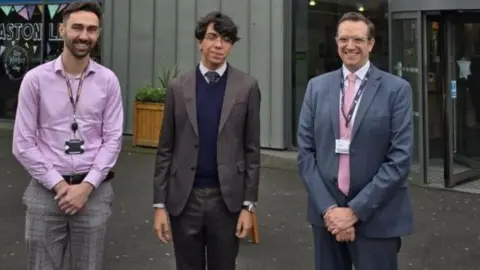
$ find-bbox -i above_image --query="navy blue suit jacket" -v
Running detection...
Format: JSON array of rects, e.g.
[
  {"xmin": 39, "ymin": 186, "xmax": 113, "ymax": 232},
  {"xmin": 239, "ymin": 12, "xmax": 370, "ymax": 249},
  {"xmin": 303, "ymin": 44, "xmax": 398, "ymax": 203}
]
[{"xmin": 296, "ymin": 65, "xmax": 415, "ymax": 238}]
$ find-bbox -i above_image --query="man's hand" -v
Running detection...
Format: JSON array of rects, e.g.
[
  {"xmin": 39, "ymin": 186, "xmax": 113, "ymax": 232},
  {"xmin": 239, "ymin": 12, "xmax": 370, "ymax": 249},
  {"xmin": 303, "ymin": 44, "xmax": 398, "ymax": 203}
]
[
  {"xmin": 57, "ymin": 182, "xmax": 93, "ymax": 215},
  {"xmin": 324, "ymin": 207, "xmax": 358, "ymax": 235},
  {"xmin": 53, "ymin": 180, "xmax": 69, "ymax": 200},
  {"xmin": 153, "ymin": 208, "xmax": 171, "ymax": 244},
  {"xmin": 335, "ymin": 226, "xmax": 355, "ymax": 242},
  {"xmin": 236, "ymin": 210, "xmax": 253, "ymax": 239}
]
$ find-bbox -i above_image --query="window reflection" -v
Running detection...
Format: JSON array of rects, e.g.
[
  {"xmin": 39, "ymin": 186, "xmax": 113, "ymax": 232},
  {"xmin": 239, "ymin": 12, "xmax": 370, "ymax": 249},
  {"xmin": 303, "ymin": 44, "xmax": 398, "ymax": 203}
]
[
  {"xmin": 0, "ymin": 4, "xmax": 43, "ymax": 119},
  {"xmin": 0, "ymin": 1, "xmax": 103, "ymax": 120}
]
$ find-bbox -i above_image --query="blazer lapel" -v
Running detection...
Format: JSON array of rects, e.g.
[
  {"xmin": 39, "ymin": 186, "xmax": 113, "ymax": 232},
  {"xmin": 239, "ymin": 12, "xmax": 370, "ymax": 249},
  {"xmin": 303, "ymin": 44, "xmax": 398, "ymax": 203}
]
[
  {"xmin": 218, "ymin": 65, "xmax": 240, "ymax": 134},
  {"xmin": 351, "ymin": 66, "xmax": 381, "ymax": 140},
  {"xmin": 183, "ymin": 70, "xmax": 198, "ymax": 136},
  {"xmin": 330, "ymin": 69, "xmax": 342, "ymax": 139}
]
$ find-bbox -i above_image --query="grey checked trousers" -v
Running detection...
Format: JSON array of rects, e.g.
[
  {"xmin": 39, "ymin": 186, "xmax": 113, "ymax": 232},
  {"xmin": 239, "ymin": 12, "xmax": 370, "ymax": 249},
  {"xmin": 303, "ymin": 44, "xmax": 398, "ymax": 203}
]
[{"xmin": 22, "ymin": 179, "xmax": 114, "ymax": 270}]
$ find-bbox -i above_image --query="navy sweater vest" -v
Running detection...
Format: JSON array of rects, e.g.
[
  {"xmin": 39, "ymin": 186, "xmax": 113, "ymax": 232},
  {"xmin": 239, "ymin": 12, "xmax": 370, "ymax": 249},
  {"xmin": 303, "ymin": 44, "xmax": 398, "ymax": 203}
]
[{"xmin": 194, "ymin": 66, "xmax": 228, "ymax": 188}]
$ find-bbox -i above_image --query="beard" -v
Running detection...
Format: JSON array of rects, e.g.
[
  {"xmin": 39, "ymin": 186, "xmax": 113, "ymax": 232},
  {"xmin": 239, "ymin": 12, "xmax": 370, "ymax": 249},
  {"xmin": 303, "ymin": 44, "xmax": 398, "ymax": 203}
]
[{"xmin": 65, "ymin": 38, "xmax": 94, "ymax": 59}]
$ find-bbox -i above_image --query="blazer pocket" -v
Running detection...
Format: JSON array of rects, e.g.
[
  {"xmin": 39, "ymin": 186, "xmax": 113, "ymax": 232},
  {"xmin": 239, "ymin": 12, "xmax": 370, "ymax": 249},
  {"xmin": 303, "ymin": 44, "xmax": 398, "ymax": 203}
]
[{"xmin": 237, "ymin": 161, "xmax": 246, "ymax": 173}]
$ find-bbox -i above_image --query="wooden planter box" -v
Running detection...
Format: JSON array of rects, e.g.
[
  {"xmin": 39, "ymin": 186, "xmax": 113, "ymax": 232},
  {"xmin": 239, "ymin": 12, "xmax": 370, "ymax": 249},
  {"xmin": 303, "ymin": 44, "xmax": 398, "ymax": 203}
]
[{"xmin": 133, "ymin": 102, "xmax": 164, "ymax": 148}]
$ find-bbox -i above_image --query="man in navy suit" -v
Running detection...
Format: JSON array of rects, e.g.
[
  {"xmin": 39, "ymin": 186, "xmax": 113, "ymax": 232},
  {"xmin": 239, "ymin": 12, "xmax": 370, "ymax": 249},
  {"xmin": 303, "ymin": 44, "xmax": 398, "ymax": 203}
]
[{"xmin": 297, "ymin": 12, "xmax": 414, "ymax": 270}]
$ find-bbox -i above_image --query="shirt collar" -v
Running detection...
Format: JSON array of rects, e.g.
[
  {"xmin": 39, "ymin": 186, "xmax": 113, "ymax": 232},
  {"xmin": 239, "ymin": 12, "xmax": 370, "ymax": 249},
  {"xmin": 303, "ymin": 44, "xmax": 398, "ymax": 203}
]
[
  {"xmin": 199, "ymin": 61, "xmax": 227, "ymax": 77},
  {"xmin": 54, "ymin": 54, "xmax": 97, "ymax": 78},
  {"xmin": 342, "ymin": 60, "xmax": 370, "ymax": 81}
]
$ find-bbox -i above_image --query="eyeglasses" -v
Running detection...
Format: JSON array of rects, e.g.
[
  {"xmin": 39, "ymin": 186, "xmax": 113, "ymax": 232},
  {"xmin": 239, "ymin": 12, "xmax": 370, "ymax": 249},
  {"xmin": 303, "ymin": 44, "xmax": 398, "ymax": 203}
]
[
  {"xmin": 204, "ymin": 33, "xmax": 233, "ymax": 44},
  {"xmin": 335, "ymin": 36, "xmax": 370, "ymax": 45}
]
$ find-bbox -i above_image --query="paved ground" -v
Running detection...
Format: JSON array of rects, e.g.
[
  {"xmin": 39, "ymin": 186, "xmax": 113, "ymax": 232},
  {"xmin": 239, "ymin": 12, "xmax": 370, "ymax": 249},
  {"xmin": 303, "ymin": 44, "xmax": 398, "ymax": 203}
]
[{"xmin": 1, "ymin": 133, "xmax": 480, "ymax": 269}]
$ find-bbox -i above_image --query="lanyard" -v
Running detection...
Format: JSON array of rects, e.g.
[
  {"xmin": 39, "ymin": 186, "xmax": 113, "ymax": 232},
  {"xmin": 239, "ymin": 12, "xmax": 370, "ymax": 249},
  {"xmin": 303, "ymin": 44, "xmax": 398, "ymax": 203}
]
[
  {"xmin": 340, "ymin": 67, "xmax": 371, "ymax": 129},
  {"xmin": 64, "ymin": 70, "xmax": 86, "ymax": 134},
  {"xmin": 65, "ymin": 72, "xmax": 86, "ymax": 114}
]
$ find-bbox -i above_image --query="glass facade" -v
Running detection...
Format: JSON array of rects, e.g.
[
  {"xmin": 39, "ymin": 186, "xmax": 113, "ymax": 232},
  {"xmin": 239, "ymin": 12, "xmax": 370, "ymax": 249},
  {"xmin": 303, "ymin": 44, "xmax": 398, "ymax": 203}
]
[
  {"xmin": 292, "ymin": 0, "xmax": 389, "ymax": 145},
  {"xmin": 390, "ymin": 16, "xmax": 422, "ymax": 181},
  {"xmin": 0, "ymin": 0, "xmax": 102, "ymax": 120}
]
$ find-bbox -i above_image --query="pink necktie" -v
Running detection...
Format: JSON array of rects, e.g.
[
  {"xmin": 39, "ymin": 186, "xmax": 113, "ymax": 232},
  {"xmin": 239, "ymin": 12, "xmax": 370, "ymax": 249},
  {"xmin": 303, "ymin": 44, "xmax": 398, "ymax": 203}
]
[{"xmin": 338, "ymin": 73, "xmax": 356, "ymax": 195}]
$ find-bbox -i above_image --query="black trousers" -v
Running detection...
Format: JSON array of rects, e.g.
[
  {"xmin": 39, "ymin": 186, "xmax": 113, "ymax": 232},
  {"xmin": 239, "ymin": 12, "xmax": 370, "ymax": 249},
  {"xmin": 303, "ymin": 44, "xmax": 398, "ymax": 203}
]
[{"xmin": 170, "ymin": 188, "xmax": 240, "ymax": 270}]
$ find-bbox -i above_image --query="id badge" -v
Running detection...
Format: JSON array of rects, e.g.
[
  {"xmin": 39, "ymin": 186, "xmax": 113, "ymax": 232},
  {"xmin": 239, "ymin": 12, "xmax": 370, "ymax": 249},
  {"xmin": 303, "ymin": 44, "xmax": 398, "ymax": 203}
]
[
  {"xmin": 65, "ymin": 139, "xmax": 85, "ymax": 155},
  {"xmin": 335, "ymin": 139, "xmax": 350, "ymax": 154}
]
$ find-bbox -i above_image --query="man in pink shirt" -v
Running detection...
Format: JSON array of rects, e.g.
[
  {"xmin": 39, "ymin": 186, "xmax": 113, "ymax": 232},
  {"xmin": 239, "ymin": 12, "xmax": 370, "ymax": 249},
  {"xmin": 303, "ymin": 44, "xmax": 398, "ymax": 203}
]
[{"xmin": 12, "ymin": 2, "xmax": 123, "ymax": 269}]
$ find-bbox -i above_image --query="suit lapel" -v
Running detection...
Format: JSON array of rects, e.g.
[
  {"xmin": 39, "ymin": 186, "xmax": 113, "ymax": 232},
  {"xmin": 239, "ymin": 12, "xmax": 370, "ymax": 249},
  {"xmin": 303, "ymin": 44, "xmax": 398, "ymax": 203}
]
[
  {"xmin": 183, "ymin": 70, "xmax": 198, "ymax": 136},
  {"xmin": 351, "ymin": 66, "xmax": 381, "ymax": 140},
  {"xmin": 218, "ymin": 65, "xmax": 240, "ymax": 134},
  {"xmin": 330, "ymin": 69, "xmax": 342, "ymax": 139}
]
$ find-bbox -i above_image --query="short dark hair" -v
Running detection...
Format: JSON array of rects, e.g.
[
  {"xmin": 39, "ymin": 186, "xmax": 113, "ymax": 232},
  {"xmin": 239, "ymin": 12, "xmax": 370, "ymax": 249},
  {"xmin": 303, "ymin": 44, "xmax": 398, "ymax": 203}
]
[
  {"xmin": 62, "ymin": 1, "xmax": 102, "ymax": 23},
  {"xmin": 337, "ymin": 12, "xmax": 375, "ymax": 39},
  {"xmin": 195, "ymin": 11, "xmax": 240, "ymax": 44}
]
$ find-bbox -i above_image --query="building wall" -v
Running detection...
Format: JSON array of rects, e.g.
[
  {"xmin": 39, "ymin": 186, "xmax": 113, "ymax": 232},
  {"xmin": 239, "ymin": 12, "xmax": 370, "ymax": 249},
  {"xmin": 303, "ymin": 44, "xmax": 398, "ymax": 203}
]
[
  {"xmin": 101, "ymin": 0, "xmax": 292, "ymax": 149},
  {"xmin": 390, "ymin": 0, "xmax": 480, "ymax": 12}
]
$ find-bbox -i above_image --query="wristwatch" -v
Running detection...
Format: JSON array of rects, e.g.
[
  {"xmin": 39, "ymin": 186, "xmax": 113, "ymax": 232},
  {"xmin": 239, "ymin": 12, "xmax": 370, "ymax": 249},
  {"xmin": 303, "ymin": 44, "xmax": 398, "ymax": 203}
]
[{"xmin": 242, "ymin": 202, "xmax": 256, "ymax": 213}]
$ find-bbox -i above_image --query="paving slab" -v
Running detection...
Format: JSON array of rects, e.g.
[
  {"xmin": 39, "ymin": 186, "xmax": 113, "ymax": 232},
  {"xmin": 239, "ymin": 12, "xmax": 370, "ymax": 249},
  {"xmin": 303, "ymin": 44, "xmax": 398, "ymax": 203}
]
[{"xmin": 0, "ymin": 134, "xmax": 479, "ymax": 269}]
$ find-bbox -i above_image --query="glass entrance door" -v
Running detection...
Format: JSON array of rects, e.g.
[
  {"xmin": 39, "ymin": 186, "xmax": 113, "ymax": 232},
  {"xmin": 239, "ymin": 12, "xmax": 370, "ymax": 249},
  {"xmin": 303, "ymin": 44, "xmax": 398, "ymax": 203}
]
[
  {"xmin": 390, "ymin": 12, "xmax": 425, "ymax": 183},
  {"xmin": 424, "ymin": 13, "xmax": 448, "ymax": 187},
  {"xmin": 444, "ymin": 12, "xmax": 480, "ymax": 187}
]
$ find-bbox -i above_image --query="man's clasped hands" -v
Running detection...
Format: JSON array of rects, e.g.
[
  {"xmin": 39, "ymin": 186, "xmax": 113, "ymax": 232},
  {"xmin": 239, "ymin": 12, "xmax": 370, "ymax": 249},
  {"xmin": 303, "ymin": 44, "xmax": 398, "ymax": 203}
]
[
  {"xmin": 53, "ymin": 180, "xmax": 94, "ymax": 215},
  {"xmin": 323, "ymin": 206, "xmax": 358, "ymax": 242}
]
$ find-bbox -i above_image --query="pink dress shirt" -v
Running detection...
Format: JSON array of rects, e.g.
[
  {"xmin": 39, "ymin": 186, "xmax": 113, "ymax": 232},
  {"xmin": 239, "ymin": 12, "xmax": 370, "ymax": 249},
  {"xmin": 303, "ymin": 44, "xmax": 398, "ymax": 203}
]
[{"xmin": 12, "ymin": 56, "xmax": 124, "ymax": 190}]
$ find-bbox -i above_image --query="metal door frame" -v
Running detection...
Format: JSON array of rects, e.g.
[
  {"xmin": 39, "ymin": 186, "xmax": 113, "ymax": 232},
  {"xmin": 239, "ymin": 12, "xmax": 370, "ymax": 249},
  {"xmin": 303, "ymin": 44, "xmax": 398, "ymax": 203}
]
[
  {"xmin": 444, "ymin": 12, "xmax": 480, "ymax": 187},
  {"xmin": 389, "ymin": 11, "xmax": 427, "ymax": 185},
  {"xmin": 422, "ymin": 11, "xmax": 446, "ymax": 187}
]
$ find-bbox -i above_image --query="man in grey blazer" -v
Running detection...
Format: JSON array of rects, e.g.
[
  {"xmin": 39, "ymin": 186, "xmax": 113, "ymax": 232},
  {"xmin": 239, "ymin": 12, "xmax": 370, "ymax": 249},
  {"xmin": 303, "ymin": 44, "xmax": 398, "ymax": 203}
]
[
  {"xmin": 297, "ymin": 12, "xmax": 414, "ymax": 270},
  {"xmin": 152, "ymin": 11, "xmax": 261, "ymax": 270}
]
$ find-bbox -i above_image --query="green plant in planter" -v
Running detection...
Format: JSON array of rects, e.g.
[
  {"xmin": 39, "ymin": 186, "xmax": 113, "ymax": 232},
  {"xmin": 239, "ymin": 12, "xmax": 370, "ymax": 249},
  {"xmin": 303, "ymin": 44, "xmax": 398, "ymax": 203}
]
[
  {"xmin": 158, "ymin": 65, "xmax": 179, "ymax": 89},
  {"xmin": 135, "ymin": 85, "xmax": 166, "ymax": 103},
  {"xmin": 135, "ymin": 65, "xmax": 179, "ymax": 104}
]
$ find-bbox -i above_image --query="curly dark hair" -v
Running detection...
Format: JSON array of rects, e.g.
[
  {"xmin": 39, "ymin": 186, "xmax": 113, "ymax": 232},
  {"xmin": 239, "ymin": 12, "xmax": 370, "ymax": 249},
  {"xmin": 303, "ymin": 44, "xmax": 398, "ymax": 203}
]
[{"xmin": 195, "ymin": 11, "xmax": 240, "ymax": 44}]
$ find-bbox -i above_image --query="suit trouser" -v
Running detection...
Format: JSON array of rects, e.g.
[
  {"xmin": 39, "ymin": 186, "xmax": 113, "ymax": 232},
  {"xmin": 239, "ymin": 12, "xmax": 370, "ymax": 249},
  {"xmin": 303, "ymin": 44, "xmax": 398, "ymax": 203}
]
[
  {"xmin": 312, "ymin": 225, "xmax": 402, "ymax": 270},
  {"xmin": 170, "ymin": 188, "xmax": 240, "ymax": 270},
  {"xmin": 22, "ymin": 179, "xmax": 114, "ymax": 270}
]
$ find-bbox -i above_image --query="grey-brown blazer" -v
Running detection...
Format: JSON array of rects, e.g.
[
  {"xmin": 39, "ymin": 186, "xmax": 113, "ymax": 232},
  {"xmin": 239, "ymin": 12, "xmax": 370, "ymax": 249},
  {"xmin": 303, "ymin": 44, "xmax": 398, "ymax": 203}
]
[{"xmin": 153, "ymin": 64, "xmax": 261, "ymax": 216}]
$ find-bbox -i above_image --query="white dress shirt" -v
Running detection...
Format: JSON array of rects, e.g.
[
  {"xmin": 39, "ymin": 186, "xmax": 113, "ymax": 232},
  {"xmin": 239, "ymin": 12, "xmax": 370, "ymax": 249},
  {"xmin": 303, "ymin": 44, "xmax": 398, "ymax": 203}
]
[{"xmin": 199, "ymin": 61, "xmax": 227, "ymax": 83}]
